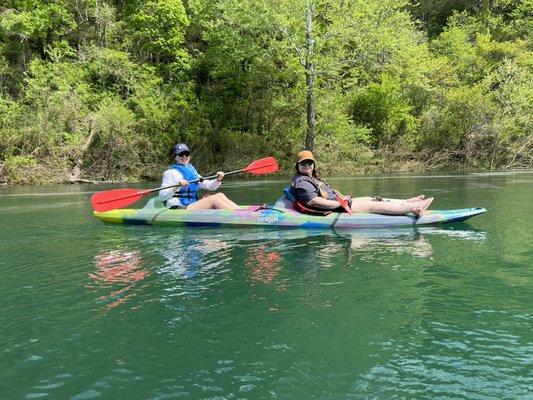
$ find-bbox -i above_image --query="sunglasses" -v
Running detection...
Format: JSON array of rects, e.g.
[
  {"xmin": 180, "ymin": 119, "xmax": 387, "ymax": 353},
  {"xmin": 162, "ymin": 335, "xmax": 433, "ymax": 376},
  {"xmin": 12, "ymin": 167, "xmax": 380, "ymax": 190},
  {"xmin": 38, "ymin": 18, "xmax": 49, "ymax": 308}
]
[
  {"xmin": 177, "ymin": 152, "xmax": 191, "ymax": 157},
  {"xmin": 299, "ymin": 160, "xmax": 314, "ymax": 167}
]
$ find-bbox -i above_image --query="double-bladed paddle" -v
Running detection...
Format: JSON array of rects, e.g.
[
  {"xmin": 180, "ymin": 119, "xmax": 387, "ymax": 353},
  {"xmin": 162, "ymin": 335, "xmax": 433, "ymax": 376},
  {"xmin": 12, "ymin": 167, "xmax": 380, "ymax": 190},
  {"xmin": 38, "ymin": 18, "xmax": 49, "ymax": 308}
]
[{"xmin": 91, "ymin": 157, "xmax": 278, "ymax": 212}]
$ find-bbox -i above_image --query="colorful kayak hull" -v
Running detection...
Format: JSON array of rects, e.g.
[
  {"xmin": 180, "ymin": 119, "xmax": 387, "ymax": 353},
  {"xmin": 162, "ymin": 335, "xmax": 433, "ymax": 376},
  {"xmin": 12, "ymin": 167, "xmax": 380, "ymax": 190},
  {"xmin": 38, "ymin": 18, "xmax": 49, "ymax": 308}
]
[{"xmin": 93, "ymin": 199, "xmax": 486, "ymax": 229}]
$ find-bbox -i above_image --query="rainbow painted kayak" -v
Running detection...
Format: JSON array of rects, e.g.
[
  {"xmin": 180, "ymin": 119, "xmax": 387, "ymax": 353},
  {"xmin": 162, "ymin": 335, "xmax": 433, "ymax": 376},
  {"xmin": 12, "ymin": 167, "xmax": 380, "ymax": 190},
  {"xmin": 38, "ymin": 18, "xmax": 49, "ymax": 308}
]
[{"xmin": 93, "ymin": 196, "xmax": 486, "ymax": 229}]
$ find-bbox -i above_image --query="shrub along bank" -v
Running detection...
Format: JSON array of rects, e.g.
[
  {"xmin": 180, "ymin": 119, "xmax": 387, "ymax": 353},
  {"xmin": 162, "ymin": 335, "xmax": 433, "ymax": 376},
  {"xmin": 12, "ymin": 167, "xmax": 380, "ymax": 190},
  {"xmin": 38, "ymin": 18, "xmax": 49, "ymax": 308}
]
[{"xmin": 0, "ymin": 0, "xmax": 531, "ymax": 184}]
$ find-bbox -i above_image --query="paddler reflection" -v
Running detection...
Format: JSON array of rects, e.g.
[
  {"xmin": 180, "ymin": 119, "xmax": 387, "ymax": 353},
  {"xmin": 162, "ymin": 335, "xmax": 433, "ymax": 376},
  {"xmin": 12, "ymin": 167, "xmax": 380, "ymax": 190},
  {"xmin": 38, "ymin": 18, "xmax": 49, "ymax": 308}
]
[
  {"xmin": 240, "ymin": 229, "xmax": 352, "ymax": 286},
  {"xmin": 241, "ymin": 229, "xmax": 413, "ymax": 287},
  {"xmin": 152, "ymin": 232, "xmax": 232, "ymax": 302},
  {"xmin": 157, "ymin": 236, "xmax": 230, "ymax": 279},
  {"xmin": 240, "ymin": 226, "xmax": 485, "ymax": 279},
  {"xmin": 89, "ymin": 249, "xmax": 149, "ymax": 309}
]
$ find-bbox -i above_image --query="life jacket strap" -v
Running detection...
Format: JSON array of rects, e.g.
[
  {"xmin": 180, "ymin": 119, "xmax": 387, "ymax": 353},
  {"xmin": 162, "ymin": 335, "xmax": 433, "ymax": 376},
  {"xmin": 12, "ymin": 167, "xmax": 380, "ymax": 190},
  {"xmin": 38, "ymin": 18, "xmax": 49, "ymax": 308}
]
[{"xmin": 173, "ymin": 194, "xmax": 199, "ymax": 199}]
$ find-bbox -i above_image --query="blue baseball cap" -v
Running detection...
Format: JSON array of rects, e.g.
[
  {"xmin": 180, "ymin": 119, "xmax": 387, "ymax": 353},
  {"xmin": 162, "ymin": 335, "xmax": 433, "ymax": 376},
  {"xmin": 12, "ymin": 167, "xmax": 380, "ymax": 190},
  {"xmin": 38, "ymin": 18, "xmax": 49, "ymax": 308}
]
[{"xmin": 172, "ymin": 143, "xmax": 190, "ymax": 155}]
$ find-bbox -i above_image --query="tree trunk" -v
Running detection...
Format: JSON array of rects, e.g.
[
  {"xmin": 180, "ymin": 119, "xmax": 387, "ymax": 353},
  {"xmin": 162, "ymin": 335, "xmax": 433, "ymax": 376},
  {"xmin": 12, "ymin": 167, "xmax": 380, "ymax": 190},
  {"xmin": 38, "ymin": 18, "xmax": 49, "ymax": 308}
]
[
  {"xmin": 69, "ymin": 116, "xmax": 96, "ymax": 183},
  {"xmin": 305, "ymin": 0, "xmax": 316, "ymax": 151}
]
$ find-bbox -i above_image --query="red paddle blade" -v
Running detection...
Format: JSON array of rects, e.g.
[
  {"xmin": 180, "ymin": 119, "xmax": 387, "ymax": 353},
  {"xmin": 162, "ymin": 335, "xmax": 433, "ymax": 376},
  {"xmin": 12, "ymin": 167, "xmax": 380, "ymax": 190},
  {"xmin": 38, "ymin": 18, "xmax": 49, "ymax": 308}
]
[
  {"xmin": 91, "ymin": 188, "xmax": 150, "ymax": 212},
  {"xmin": 243, "ymin": 157, "xmax": 278, "ymax": 175}
]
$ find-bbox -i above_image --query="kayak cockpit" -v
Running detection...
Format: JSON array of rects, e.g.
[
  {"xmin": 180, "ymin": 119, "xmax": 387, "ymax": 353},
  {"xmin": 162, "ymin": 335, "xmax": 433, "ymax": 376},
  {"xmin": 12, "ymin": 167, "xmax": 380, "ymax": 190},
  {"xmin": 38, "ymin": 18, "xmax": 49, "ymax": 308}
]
[{"xmin": 140, "ymin": 194, "xmax": 296, "ymax": 212}]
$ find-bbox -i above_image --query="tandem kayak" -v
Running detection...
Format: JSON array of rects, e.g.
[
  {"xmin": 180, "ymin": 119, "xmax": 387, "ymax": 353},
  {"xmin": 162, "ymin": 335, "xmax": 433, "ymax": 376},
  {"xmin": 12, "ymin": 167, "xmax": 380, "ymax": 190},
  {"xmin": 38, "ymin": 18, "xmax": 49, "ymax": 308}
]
[{"xmin": 93, "ymin": 196, "xmax": 486, "ymax": 229}]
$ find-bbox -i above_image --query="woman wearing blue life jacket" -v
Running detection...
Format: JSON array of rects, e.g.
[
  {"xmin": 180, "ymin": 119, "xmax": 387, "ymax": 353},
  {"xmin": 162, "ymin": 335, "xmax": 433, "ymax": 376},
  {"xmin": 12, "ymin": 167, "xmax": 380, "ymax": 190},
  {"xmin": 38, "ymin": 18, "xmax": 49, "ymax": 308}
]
[
  {"xmin": 158, "ymin": 143, "xmax": 240, "ymax": 210},
  {"xmin": 291, "ymin": 150, "xmax": 433, "ymax": 216}
]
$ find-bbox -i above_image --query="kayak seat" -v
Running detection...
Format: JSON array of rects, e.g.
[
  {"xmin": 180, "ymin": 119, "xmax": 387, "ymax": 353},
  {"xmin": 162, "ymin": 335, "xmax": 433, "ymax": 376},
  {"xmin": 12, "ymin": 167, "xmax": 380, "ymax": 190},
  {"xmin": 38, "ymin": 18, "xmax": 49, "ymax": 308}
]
[
  {"xmin": 143, "ymin": 197, "xmax": 166, "ymax": 209},
  {"xmin": 283, "ymin": 186, "xmax": 297, "ymax": 202},
  {"xmin": 282, "ymin": 186, "xmax": 332, "ymax": 216}
]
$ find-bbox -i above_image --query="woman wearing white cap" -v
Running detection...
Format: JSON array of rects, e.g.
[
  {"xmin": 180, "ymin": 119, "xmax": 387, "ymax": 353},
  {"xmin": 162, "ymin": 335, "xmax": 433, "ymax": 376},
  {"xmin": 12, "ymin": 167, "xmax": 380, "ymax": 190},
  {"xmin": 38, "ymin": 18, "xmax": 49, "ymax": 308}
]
[
  {"xmin": 291, "ymin": 150, "xmax": 433, "ymax": 216},
  {"xmin": 158, "ymin": 143, "xmax": 239, "ymax": 210}
]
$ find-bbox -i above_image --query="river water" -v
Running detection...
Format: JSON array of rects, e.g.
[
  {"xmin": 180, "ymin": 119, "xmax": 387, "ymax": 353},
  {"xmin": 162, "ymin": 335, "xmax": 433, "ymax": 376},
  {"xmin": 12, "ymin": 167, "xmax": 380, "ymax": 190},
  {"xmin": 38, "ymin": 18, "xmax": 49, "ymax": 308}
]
[{"xmin": 1, "ymin": 171, "xmax": 531, "ymax": 399}]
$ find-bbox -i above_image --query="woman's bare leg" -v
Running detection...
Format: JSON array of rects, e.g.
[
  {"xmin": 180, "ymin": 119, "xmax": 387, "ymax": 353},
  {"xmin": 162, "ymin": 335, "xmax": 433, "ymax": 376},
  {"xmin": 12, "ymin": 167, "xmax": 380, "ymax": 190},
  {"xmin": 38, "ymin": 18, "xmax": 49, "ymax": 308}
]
[
  {"xmin": 352, "ymin": 195, "xmax": 425, "ymax": 203},
  {"xmin": 186, "ymin": 196, "xmax": 219, "ymax": 210},
  {"xmin": 186, "ymin": 193, "xmax": 239, "ymax": 210},
  {"xmin": 351, "ymin": 197, "xmax": 433, "ymax": 216},
  {"xmin": 351, "ymin": 200, "xmax": 412, "ymax": 215},
  {"xmin": 216, "ymin": 193, "xmax": 240, "ymax": 208}
]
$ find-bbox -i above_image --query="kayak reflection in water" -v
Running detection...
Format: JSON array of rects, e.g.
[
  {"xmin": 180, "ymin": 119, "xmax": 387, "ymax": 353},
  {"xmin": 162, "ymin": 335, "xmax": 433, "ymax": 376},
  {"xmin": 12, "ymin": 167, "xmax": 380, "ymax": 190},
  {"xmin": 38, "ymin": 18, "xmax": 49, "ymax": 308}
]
[
  {"xmin": 158, "ymin": 143, "xmax": 239, "ymax": 210},
  {"xmin": 290, "ymin": 150, "xmax": 434, "ymax": 216}
]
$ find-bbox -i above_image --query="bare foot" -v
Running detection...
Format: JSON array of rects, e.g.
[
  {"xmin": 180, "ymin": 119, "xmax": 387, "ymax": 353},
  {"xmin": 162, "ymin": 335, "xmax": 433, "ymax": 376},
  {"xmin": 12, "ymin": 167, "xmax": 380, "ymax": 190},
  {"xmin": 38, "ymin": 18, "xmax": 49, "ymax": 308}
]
[
  {"xmin": 407, "ymin": 195, "xmax": 425, "ymax": 202},
  {"xmin": 411, "ymin": 197, "xmax": 434, "ymax": 216}
]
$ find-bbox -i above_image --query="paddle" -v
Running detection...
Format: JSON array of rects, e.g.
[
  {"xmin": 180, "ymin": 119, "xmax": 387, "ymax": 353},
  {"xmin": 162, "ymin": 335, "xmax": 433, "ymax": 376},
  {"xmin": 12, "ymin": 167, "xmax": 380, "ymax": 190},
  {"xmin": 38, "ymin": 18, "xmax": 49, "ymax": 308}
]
[{"xmin": 91, "ymin": 157, "xmax": 279, "ymax": 212}]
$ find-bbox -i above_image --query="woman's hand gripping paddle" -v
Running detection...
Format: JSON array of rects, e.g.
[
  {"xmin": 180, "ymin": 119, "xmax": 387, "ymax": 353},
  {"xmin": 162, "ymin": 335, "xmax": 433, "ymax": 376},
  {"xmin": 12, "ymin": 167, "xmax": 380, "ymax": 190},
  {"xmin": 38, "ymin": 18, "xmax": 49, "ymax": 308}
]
[
  {"xmin": 336, "ymin": 194, "xmax": 353, "ymax": 215},
  {"xmin": 91, "ymin": 157, "xmax": 279, "ymax": 212}
]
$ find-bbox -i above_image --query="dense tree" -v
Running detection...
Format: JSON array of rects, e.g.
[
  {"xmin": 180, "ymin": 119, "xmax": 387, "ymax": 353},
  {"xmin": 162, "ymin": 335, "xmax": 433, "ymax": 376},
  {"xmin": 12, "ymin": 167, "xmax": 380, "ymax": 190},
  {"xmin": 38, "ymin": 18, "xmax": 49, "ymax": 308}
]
[{"xmin": 0, "ymin": 0, "xmax": 531, "ymax": 184}]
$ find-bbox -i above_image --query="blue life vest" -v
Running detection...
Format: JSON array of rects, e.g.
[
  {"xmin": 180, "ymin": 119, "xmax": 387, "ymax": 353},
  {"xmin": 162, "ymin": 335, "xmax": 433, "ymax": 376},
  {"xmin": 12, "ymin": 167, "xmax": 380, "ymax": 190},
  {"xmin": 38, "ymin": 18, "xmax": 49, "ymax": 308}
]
[{"xmin": 171, "ymin": 163, "xmax": 202, "ymax": 206}]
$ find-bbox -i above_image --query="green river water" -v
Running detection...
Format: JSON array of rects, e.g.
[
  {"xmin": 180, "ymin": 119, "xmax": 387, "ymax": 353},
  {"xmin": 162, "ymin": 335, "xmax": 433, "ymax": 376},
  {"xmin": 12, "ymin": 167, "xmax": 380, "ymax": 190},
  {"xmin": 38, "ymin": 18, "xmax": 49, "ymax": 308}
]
[{"xmin": 1, "ymin": 171, "xmax": 532, "ymax": 399}]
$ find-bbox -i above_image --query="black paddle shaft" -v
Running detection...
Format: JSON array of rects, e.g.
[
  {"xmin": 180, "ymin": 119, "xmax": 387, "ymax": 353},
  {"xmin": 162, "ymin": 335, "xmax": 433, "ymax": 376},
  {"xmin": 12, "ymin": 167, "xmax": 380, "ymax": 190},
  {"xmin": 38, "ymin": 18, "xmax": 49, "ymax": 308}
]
[{"xmin": 149, "ymin": 168, "xmax": 244, "ymax": 194}]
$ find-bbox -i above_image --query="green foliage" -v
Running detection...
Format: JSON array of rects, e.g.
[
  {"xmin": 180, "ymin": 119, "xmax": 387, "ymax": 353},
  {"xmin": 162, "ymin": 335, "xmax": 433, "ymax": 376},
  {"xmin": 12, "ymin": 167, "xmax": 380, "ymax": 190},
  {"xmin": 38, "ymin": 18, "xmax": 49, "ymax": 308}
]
[
  {"xmin": 431, "ymin": 22, "xmax": 477, "ymax": 74},
  {"xmin": 0, "ymin": 0, "xmax": 76, "ymax": 63},
  {"xmin": 87, "ymin": 95, "xmax": 148, "ymax": 180},
  {"xmin": 348, "ymin": 76, "xmax": 418, "ymax": 146},
  {"xmin": 3, "ymin": 155, "xmax": 37, "ymax": 184},
  {"xmin": 0, "ymin": 0, "xmax": 532, "ymax": 184},
  {"xmin": 508, "ymin": 0, "xmax": 533, "ymax": 40},
  {"xmin": 0, "ymin": 95, "xmax": 23, "ymax": 160},
  {"xmin": 120, "ymin": 0, "xmax": 190, "ymax": 73},
  {"xmin": 313, "ymin": 90, "xmax": 374, "ymax": 173},
  {"xmin": 420, "ymin": 84, "xmax": 494, "ymax": 149},
  {"xmin": 488, "ymin": 58, "xmax": 532, "ymax": 140}
]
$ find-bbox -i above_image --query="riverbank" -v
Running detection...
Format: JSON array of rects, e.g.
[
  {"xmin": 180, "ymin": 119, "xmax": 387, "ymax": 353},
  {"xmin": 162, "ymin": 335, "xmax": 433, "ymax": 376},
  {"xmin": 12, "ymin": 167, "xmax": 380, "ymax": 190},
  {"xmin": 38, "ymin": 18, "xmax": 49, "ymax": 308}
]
[
  {"xmin": 1, "ymin": 157, "xmax": 531, "ymax": 187},
  {"xmin": 1, "ymin": 1, "xmax": 531, "ymax": 187}
]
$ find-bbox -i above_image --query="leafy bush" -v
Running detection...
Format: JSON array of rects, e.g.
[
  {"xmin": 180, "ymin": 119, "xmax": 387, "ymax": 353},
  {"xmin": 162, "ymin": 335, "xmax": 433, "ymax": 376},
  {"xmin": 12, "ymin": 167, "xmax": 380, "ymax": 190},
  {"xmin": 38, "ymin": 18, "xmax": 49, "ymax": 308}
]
[
  {"xmin": 1, "ymin": 0, "xmax": 531, "ymax": 184},
  {"xmin": 348, "ymin": 76, "xmax": 417, "ymax": 146}
]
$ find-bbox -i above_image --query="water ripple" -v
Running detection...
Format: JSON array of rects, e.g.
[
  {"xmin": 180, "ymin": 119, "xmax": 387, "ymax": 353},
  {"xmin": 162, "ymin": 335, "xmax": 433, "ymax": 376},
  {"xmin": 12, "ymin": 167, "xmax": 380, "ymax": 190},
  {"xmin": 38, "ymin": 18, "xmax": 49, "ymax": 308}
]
[{"xmin": 1, "ymin": 173, "xmax": 532, "ymax": 399}]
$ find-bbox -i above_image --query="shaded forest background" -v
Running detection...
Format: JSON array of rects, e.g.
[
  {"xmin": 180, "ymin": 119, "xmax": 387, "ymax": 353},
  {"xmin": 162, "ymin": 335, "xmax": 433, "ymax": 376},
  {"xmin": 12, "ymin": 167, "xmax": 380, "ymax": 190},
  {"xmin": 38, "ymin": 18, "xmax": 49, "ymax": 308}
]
[{"xmin": 0, "ymin": 0, "xmax": 531, "ymax": 184}]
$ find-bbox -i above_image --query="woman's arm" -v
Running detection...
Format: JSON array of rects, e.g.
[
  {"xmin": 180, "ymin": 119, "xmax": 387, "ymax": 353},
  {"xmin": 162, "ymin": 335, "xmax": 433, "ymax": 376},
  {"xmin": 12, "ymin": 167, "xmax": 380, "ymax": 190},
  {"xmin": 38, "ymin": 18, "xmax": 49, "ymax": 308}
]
[
  {"xmin": 199, "ymin": 178, "xmax": 221, "ymax": 191},
  {"xmin": 295, "ymin": 179, "xmax": 341, "ymax": 209},
  {"xmin": 199, "ymin": 171, "xmax": 224, "ymax": 191},
  {"xmin": 306, "ymin": 196, "xmax": 341, "ymax": 210},
  {"xmin": 158, "ymin": 169, "xmax": 187, "ymax": 201}
]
